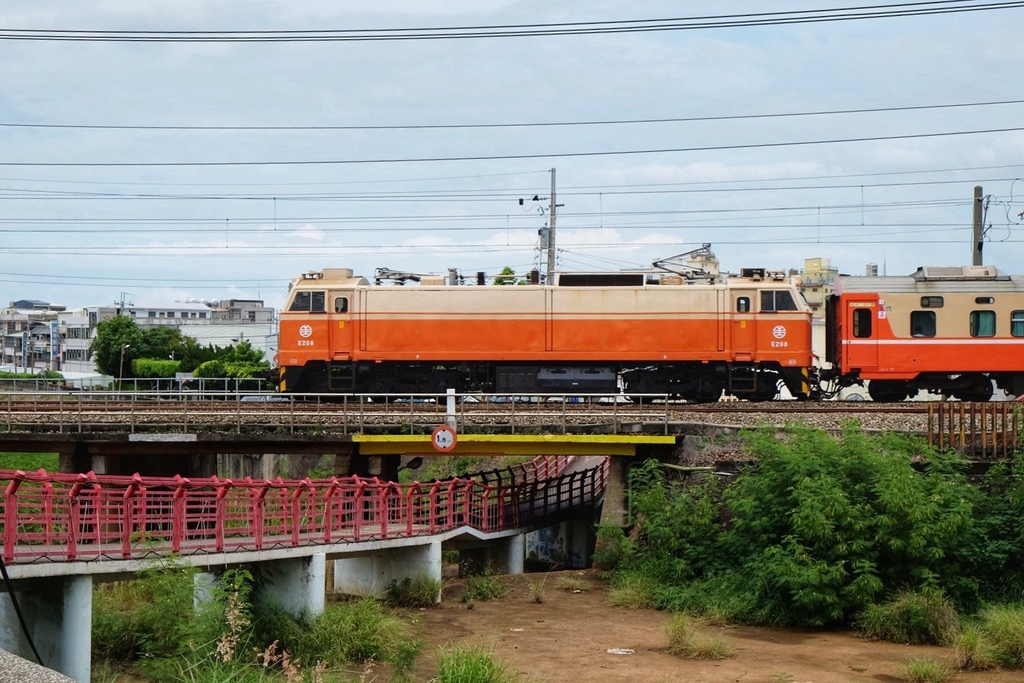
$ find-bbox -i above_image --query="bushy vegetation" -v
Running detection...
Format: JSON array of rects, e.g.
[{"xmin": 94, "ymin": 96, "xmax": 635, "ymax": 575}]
[
  {"xmin": 0, "ymin": 452, "xmax": 59, "ymax": 471},
  {"xmin": 614, "ymin": 424, "xmax": 1024, "ymax": 633},
  {"xmin": 93, "ymin": 565, "xmax": 421, "ymax": 682},
  {"xmin": 857, "ymin": 589, "xmax": 960, "ymax": 645}
]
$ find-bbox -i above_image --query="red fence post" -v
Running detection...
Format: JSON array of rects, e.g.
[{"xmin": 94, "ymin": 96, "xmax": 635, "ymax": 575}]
[
  {"xmin": 3, "ymin": 475, "xmax": 24, "ymax": 563},
  {"xmin": 172, "ymin": 475, "xmax": 190, "ymax": 554}
]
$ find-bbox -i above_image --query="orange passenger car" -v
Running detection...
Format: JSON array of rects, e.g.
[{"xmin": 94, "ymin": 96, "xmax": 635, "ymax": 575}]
[{"xmin": 826, "ymin": 265, "xmax": 1024, "ymax": 401}]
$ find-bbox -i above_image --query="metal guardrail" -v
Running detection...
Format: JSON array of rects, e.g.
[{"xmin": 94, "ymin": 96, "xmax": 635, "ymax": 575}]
[
  {"xmin": 927, "ymin": 402, "xmax": 1021, "ymax": 458},
  {"xmin": 0, "ymin": 455, "xmax": 608, "ymax": 565},
  {"xmin": 0, "ymin": 391, "xmax": 672, "ymax": 436}
]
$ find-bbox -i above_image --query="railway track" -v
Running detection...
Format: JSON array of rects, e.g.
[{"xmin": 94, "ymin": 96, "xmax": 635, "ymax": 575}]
[{"xmin": 1, "ymin": 394, "xmax": 1018, "ymax": 453}]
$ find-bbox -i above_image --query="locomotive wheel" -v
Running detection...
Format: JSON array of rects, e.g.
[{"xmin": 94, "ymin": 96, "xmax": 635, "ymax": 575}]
[{"xmin": 867, "ymin": 380, "xmax": 909, "ymax": 402}]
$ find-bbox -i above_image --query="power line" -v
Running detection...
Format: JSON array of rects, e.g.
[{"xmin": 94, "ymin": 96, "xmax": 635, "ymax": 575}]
[
  {"xmin": 2, "ymin": 98, "xmax": 1021, "ymax": 131},
  {"xmin": 1, "ymin": 2, "xmax": 1020, "ymax": 42},
  {"xmin": 3, "ymin": 126, "xmax": 1023, "ymax": 167}
]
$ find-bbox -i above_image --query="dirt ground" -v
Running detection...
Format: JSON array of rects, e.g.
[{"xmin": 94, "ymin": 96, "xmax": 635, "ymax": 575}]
[{"xmin": 409, "ymin": 570, "xmax": 1020, "ymax": 683}]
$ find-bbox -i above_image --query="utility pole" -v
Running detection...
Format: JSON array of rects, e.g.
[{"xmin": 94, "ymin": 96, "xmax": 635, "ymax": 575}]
[
  {"xmin": 546, "ymin": 168, "xmax": 559, "ymax": 284},
  {"xmin": 972, "ymin": 185, "xmax": 984, "ymax": 266}
]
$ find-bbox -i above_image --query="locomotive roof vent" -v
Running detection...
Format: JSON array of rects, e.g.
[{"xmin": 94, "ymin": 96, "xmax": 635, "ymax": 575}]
[
  {"xmin": 912, "ymin": 265, "xmax": 1007, "ymax": 282},
  {"xmin": 740, "ymin": 268, "xmax": 765, "ymax": 280}
]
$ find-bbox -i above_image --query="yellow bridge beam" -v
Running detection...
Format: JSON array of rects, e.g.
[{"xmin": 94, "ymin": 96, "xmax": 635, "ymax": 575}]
[{"xmin": 353, "ymin": 433, "xmax": 676, "ymax": 457}]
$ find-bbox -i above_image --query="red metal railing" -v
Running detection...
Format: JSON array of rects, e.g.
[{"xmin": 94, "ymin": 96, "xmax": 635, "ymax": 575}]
[{"xmin": 0, "ymin": 455, "xmax": 607, "ymax": 565}]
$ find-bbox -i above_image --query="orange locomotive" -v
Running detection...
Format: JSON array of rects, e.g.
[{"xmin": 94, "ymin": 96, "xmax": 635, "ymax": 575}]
[
  {"xmin": 825, "ymin": 265, "xmax": 1024, "ymax": 401},
  {"xmin": 277, "ymin": 264, "xmax": 815, "ymax": 401}
]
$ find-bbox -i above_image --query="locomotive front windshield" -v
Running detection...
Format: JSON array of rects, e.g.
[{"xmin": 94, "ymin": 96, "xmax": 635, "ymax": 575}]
[{"xmin": 760, "ymin": 290, "xmax": 799, "ymax": 312}]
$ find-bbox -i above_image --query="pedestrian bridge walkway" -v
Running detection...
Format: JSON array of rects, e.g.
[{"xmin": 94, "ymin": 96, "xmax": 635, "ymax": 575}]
[
  {"xmin": 0, "ymin": 455, "xmax": 608, "ymax": 682},
  {"xmin": 1, "ymin": 455, "xmax": 604, "ymax": 570}
]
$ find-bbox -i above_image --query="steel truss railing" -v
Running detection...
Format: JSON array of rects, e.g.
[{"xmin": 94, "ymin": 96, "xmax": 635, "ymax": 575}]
[{"xmin": 1, "ymin": 455, "xmax": 607, "ymax": 565}]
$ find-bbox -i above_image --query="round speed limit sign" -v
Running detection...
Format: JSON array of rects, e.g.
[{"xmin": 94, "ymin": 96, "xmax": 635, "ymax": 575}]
[{"xmin": 431, "ymin": 425, "xmax": 458, "ymax": 452}]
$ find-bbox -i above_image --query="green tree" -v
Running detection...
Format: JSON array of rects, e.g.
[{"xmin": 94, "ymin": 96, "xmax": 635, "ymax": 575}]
[
  {"xmin": 137, "ymin": 325, "xmax": 193, "ymax": 363},
  {"xmin": 493, "ymin": 266, "xmax": 525, "ymax": 286},
  {"xmin": 90, "ymin": 315, "xmax": 144, "ymax": 377}
]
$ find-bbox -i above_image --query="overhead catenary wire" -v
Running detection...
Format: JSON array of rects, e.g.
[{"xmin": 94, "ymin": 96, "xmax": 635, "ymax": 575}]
[
  {"xmin": 2, "ymin": 125, "xmax": 1023, "ymax": 167},
  {"xmin": 0, "ymin": 1, "xmax": 1021, "ymax": 42}
]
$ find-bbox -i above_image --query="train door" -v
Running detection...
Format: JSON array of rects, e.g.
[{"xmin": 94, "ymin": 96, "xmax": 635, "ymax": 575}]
[
  {"xmin": 843, "ymin": 297, "xmax": 878, "ymax": 370},
  {"xmin": 329, "ymin": 292, "xmax": 354, "ymax": 361},
  {"xmin": 732, "ymin": 289, "xmax": 756, "ymax": 360}
]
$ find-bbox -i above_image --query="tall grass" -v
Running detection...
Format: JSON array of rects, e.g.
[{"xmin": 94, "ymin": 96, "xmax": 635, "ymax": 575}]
[
  {"xmin": 432, "ymin": 644, "xmax": 517, "ymax": 683},
  {"xmin": 386, "ymin": 575, "xmax": 442, "ymax": 608},
  {"xmin": 664, "ymin": 614, "xmax": 734, "ymax": 660},
  {"xmin": 955, "ymin": 604, "xmax": 1024, "ymax": 670},
  {"xmin": 897, "ymin": 657, "xmax": 954, "ymax": 683}
]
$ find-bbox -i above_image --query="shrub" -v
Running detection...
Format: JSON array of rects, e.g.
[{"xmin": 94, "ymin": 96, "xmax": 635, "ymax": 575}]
[
  {"xmin": 664, "ymin": 614, "xmax": 734, "ymax": 660},
  {"xmin": 857, "ymin": 589, "xmax": 960, "ymax": 645}
]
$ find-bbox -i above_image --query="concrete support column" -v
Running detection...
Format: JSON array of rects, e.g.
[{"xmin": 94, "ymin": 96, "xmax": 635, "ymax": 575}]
[
  {"xmin": 567, "ymin": 516, "xmax": 592, "ymax": 569},
  {"xmin": 257, "ymin": 554, "xmax": 326, "ymax": 618},
  {"xmin": 491, "ymin": 534, "xmax": 525, "ymax": 575},
  {"xmin": 598, "ymin": 456, "xmax": 628, "ymax": 527},
  {"xmin": 0, "ymin": 574, "xmax": 93, "ymax": 683},
  {"xmin": 334, "ymin": 541, "xmax": 442, "ymax": 601}
]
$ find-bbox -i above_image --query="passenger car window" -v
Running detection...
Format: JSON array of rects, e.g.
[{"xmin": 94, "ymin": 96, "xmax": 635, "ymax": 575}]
[
  {"xmin": 736, "ymin": 297, "xmax": 750, "ymax": 313},
  {"xmin": 335, "ymin": 297, "xmax": 349, "ymax": 314},
  {"xmin": 1012, "ymin": 311, "xmax": 1024, "ymax": 337},
  {"xmin": 853, "ymin": 308, "xmax": 872, "ymax": 338},
  {"xmin": 970, "ymin": 310, "xmax": 996, "ymax": 337},
  {"xmin": 910, "ymin": 310, "xmax": 936, "ymax": 337}
]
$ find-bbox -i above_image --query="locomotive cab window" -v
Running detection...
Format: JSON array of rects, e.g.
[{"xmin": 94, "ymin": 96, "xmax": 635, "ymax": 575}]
[
  {"xmin": 1012, "ymin": 311, "xmax": 1024, "ymax": 337},
  {"xmin": 910, "ymin": 311, "xmax": 936, "ymax": 337},
  {"xmin": 289, "ymin": 290, "xmax": 326, "ymax": 313},
  {"xmin": 853, "ymin": 308, "xmax": 872, "ymax": 338},
  {"xmin": 736, "ymin": 297, "xmax": 750, "ymax": 313},
  {"xmin": 970, "ymin": 310, "xmax": 996, "ymax": 337},
  {"xmin": 761, "ymin": 290, "xmax": 798, "ymax": 312},
  {"xmin": 334, "ymin": 296, "xmax": 349, "ymax": 314}
]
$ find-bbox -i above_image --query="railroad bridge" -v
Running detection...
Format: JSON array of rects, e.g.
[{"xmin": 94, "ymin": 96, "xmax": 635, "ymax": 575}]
[{"xmin": 1, "ymin": 389, "xmax": 1019, "ymax": 681}]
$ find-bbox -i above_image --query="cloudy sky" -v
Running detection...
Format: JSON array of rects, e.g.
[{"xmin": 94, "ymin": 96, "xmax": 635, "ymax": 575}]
[{"xmin": 2, "ymin": 0, "xmax": 1023, "ymax": 311}]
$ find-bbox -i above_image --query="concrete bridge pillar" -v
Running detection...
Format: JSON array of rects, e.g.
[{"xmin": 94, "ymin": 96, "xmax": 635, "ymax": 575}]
[
  {"xmin": 333, "ymin": 541, "xmax": 442, "ymax": 601},
  {"xmin": 0, "ymin": 574, "xmax": 93, "ymax": 683},
  {"xmin": 256, "ymin": 554, "xmax": 326, "ymax": 618},
  {"xmin": 598, "ymin": 456, "xmax": 628, "ymax": 528},
  {"xmin": 491, "ymin": 533, "xmax": 525, "ymax": 575}
]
